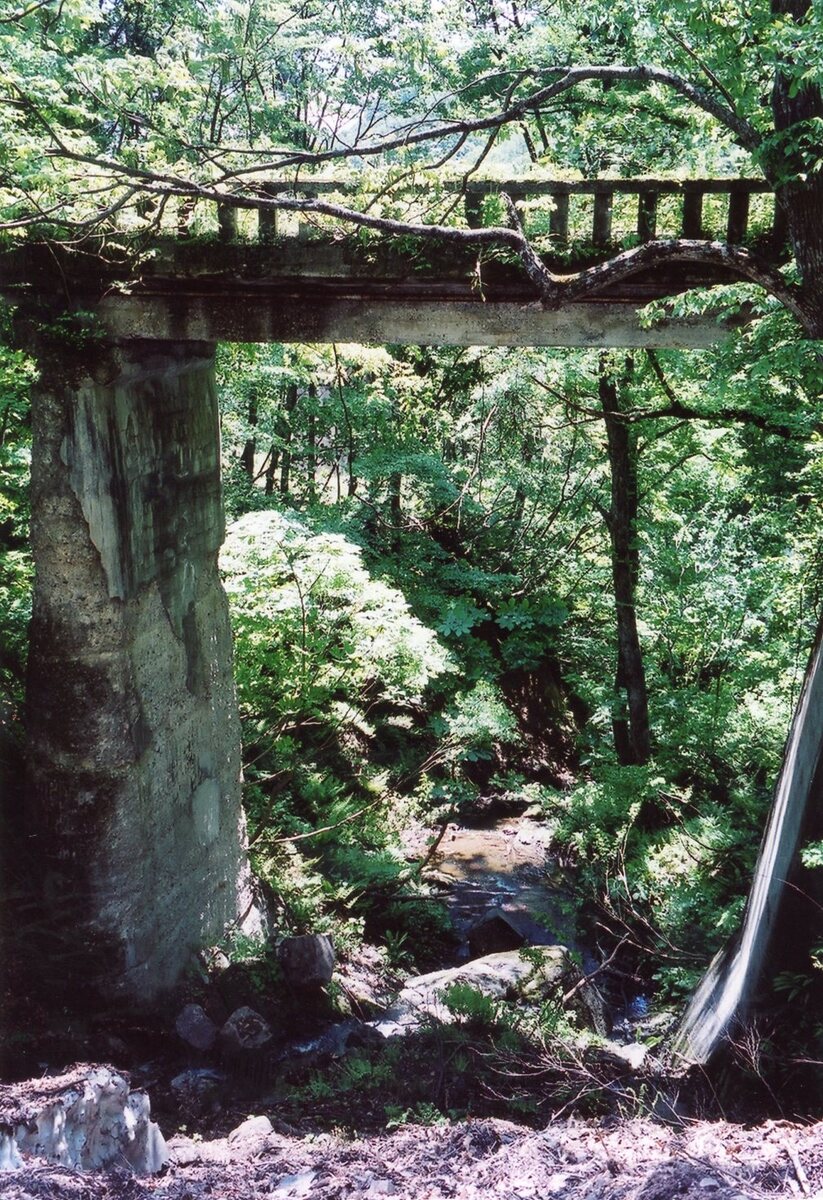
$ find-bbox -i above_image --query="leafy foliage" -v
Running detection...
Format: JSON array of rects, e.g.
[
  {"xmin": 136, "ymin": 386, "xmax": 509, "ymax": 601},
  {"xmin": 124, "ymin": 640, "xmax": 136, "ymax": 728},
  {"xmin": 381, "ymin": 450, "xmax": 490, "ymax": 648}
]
[
  {"xmin": 2, "ymin": 0, "xmax": 823, "ymax": 1093},
  {"xmin": 214, "ymin": 328, "xmax": 822, "ymax": 1014}
]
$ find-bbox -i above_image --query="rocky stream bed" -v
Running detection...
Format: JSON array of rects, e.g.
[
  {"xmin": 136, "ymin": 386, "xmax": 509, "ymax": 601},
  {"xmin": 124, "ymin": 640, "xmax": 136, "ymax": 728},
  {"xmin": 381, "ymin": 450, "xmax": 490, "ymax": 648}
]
[{"xmin": 3, "ymin": 816, "xmax": 821, "ymax": 1199}]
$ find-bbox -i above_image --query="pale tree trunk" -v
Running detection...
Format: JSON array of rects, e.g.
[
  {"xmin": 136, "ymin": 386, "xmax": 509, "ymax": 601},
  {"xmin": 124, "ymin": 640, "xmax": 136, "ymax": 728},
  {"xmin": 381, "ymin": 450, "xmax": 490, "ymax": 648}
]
[{"xmin": 675, "ymin": 0, "xmax": 823, "ymax": 1064}]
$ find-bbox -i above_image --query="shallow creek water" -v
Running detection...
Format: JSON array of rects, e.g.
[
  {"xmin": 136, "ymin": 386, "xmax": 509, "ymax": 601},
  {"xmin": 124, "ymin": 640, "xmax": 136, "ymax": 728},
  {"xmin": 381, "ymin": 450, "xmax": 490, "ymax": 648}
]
[
  {"xmin": 420, "ymin": 816, "xmax": 651, "ymax": 1032},
  {"xmin": 422, "ymin": 816, "xmax": 580, "ymax": 962}
]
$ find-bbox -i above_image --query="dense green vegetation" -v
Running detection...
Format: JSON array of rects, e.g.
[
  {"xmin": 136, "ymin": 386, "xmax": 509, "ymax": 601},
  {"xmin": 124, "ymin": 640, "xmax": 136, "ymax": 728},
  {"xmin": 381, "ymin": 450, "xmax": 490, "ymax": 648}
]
[
  {"xmin": 0, "ymin": 330, "xmax": 32, "ymax": 749},
  {"xmin": 209, "ymin": 329, "xmax": 822, "ymax": 1012},
  {"xmin": 1, "ymin": 0, "xmax": 823, "ymax": 1102}
]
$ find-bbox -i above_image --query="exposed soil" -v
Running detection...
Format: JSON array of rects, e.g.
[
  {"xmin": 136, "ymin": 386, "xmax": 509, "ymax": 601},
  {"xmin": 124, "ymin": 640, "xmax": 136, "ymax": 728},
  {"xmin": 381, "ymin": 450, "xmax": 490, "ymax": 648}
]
[{"xmin": 4, "ymin": 1112, "xmax": 823, "ymax": 1199}]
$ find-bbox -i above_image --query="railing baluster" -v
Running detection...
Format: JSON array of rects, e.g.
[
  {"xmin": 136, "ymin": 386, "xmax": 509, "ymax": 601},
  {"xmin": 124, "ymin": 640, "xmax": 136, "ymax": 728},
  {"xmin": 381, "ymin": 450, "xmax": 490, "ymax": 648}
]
[
  {"xmin": 464, "ymin": 187, "xmax": 483, "ymax": 229},
  {"xmin": 682, "ymin": 189, "xmax": 704, "ymax": 238},
  {"xmin": 593, "ymin": 190, "xmax": 613, "ymax": 246},
  {"xmin": 218, "ymin": 202, "xmax": 238, "ymax": 242},
  {"xmin": 637, "ymin": 191, "xmax": 658, "ymax": 240},
  {"xmin": 258, "ymin": 207, "xmax": 277, "ymax": 243},
  {"xmin": 177, "ymin": 197, "xmax": 195, "ymax": 239},
  {"xmin": 162, "ymin": 178, "xmax": 779, "ymax": 271},
  {"xmin": 727, "ymin": 190, "xmax": 750, "ymax": 243},
  {"xmin": 550, "ymin": 192, "xmax": 569, "ymax": 242}
]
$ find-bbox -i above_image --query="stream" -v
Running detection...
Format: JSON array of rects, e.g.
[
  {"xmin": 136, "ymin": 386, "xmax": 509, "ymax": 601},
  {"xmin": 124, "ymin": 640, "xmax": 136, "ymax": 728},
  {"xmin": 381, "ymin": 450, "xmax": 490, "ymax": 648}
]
[
  {"xmin": 406, "ymin": 813, "xmax": 654, "ymax": 1042},
  {"xmin": 423, "ymin": 816, "xmax": 579, "ymax": 960}
]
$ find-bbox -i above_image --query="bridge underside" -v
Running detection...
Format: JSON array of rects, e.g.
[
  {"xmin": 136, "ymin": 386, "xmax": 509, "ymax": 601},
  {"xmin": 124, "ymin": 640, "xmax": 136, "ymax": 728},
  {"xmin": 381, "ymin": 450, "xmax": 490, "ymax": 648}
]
[
  {"xmin": 101, "ymin": 293, "xmax": 728, "ymax": 349},
  {"xmin": 4, "ymin": 237, "xmax": 745, "ymax": 350}
]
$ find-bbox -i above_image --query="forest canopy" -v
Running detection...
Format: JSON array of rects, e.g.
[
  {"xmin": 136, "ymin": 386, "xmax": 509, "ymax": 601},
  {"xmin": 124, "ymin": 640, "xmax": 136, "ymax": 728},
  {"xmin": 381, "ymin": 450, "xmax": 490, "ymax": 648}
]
[{"xmin": 0, "ymin": 0, "xmax": 822, "ymax": 323}]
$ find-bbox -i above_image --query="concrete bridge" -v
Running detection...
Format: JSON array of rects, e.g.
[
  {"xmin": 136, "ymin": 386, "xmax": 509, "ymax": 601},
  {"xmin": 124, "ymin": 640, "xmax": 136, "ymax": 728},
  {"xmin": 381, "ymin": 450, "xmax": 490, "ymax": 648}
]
[{"xmin": 2, "ymin": 176, "xmax": 790, "ymax": 1005}]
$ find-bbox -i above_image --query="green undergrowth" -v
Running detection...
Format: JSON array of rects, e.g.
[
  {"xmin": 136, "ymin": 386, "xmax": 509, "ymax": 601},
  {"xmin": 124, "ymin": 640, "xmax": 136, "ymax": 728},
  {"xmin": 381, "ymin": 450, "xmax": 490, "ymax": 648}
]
[
  {"xmin": 221, "ymin": 504, "xmax": 535, "ymax": 970},
  {"xmin": 271, "ymin": 993, "xmax": 650, "ymax": 1134}
]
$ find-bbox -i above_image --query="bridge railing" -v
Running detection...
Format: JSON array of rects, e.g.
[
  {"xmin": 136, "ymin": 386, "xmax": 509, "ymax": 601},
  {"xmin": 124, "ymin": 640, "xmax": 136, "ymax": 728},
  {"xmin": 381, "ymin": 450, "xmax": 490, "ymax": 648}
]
[{"xmin": 172, "ymin": 178, "xmax": 782, "ymax": 254}]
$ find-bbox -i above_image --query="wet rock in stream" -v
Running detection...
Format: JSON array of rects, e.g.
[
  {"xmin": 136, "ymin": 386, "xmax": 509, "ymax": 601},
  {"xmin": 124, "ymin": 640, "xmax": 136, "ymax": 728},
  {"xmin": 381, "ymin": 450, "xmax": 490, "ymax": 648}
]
[{"xmin": 371, "ymin": 947, "xmax": 572, "ymax": 1036}]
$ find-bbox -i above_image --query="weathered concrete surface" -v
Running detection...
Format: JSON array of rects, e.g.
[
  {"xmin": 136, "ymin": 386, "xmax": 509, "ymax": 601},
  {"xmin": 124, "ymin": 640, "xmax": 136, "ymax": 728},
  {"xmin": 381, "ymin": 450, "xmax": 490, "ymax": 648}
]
[
  {"xmin": 2, "ymin": 232, "xmax": 751, "ymax": 349},
  {"xmin": 99, "ymin": 294, "xmax": 729, "ymax": 349},
  {"xmin": 25, "ymin": 342, "xmax": 258, "ymax": 1003}
]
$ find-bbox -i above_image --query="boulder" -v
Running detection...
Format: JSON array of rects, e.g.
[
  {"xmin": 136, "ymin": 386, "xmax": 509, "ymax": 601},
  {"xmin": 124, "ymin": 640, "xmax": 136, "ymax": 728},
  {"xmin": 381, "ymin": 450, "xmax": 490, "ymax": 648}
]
[
  {"xmin": 227, "ymin": 1114, "xmax": 275, "ymax": 1158},
  {"xmin": 282, "ymin": 1019, "xmax": 386, "ymax": 1073},
  {"xmin": 167, "ymin": 1115, "xmax": 281, "ymax": 1168},
  {"xmin": 372, "ymin": 947, "xmax": 572, "ymax": 1036},
  {"xmin": 467, "ymin": 906, "xmax": 559, "ymax": 958},
  {"xmin": 467, "ymin": 910, "xmax": 527, "ymax": 956},
  {"xmin": 0, "ymin": 1066, "xmax": 167, "ymax": 1175},
  {"xmin": 175, "ymin": 1002, "xmax": 219, "ymax": 1052},
  {"xmin": 220, "ymin": 1006, "xmax": 273, "ymax": 1054},
  {"xmin": 169, "ymin": 1068, "xmax": 226, "ymax": 1117},
  {"xmin": 278, "ymin": 933, "xmax": 335, "ymax": 987}
]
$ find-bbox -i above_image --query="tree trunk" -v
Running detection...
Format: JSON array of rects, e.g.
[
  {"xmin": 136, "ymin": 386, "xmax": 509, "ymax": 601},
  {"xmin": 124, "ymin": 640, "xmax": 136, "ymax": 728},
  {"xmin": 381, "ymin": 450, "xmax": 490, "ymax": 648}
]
[
  {"xmin": 387, "ymin": 470, "xmax": 402, "ymax": 550},
  {"xmin": 279, "ymin": 382, "xmax": 299, "ymax": 497},
  {"xmin": 306, "ymin": 384, "xmax": 317, "ymax": 502},
  {"xmin": 769, "ymin": 0, "xmax": 823, "ymax": 333},
  {"xmin": 599, "ymin": 354, "xmax": 651, "ymax": 766},
  {"xmin": 332, "ymin": 349, "xmax": 357, "ymax": 496},
  {"xmin": 389, "ymin": 471, "xmax": 402, "ymax": 525},
  {"xmin": 239, "ymin": 389, "xmax": 258, "ymax": 479},
  {"xmin": 264, "ymin": 444, "xmax": 279, "ymax": 496},
  {"xmin": 511, "ymin": 430, "xmax": 536, "ymax": 529}
]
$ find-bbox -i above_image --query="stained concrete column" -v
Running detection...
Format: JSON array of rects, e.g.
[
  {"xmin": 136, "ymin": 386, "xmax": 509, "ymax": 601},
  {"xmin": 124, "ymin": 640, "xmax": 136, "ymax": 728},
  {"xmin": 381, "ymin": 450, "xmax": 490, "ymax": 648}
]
[{"xmin": 25, "ymin": 341, "xmax": 258, "ymax": 1004}]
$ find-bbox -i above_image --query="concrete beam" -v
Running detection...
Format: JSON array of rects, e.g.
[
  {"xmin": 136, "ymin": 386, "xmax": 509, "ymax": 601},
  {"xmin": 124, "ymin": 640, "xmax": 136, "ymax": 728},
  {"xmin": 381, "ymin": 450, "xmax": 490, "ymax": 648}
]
[{"xmin": 98, "ymin": 294, "xmax": 726, "ymax": 350}]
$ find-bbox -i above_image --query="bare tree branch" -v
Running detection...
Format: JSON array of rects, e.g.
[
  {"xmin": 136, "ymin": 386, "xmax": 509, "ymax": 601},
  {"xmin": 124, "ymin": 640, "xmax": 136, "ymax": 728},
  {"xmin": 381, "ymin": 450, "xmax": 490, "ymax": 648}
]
[
  {"xmin": 211, "ymin": 63, "xmax": 761, "ymax": 179},
  {"xmin": 0, "ymin": 0, "xmax": 55, "ymax": 24},
  {"xmin": 59, "ymin": 60, "xmax": 756, "ymax": 182}
]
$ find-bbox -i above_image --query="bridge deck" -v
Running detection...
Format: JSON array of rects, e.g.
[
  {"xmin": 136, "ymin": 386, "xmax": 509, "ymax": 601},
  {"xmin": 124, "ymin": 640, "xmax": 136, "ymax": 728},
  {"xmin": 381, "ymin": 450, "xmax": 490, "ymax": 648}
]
[{"xmin": 2, "ymin": 177, "xmax": 781, "ymax": 348}]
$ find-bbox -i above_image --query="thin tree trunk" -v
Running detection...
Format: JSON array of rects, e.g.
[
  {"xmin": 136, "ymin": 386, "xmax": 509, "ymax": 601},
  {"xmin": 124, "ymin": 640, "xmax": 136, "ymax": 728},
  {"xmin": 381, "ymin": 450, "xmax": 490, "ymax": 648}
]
[
  {"xmin": 332, "ymin": 346, "xmax": 357, "ymax": 496},
  {"xmin": 389, "ymin": 471, "xmax": 402, "ymax": 525},
  {"xmin": 279, "ymin": 382, "xmax": 299, "ymax": 497},
  {"xmin": 511, "ymin": 430, "xmax": 536, "ymax": 529},
  {"xmin": 388, "ymin": 470, "xmax": 402, "ymax": 549},
  {"xmin": 599, "ymin": 354, "xmax": 651, "ymax": 766},
  {"xmin": 264, "ymin": 445, "xmax": 279, "ymax": 495},
  {"xmin": 306, "ymin": 384, "xmax": 317, "ymax": 503},
  {"xmin": 239, "ymin": 389, "xmax": 258, "ymax": 479}
]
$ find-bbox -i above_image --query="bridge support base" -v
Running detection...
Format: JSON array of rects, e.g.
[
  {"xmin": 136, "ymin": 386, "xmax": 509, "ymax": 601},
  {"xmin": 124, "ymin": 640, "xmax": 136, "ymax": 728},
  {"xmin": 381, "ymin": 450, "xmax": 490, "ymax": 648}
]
[{"xmin": 25, "ymin": 341, "xmax": 259, "ymax": 1004}]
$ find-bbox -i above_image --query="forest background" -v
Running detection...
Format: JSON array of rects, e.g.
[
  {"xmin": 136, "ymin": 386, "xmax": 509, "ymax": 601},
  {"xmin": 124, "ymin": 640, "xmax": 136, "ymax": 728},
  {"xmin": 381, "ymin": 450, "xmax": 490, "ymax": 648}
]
[{"xmin": 1, "ymin": 0, "xmax": 822, "ymax": 1115}]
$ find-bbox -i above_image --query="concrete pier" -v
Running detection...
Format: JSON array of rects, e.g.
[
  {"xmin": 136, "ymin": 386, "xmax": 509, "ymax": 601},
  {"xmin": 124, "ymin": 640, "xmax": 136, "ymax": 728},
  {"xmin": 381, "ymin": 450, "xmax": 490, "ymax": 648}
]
[{"xmin": 25, "ymin": 343, "xmax": 257, "ymax": 1002}]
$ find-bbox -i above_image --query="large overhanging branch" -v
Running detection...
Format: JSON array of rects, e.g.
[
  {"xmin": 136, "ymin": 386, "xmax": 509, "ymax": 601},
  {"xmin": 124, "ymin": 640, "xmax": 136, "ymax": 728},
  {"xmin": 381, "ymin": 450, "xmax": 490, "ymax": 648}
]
[
  {"xmin": 117, "ymin": 180, "xmax": 807, "ymax": 332},
  {"xmin": 18, "ymin": 59, "xmax": 761, "ymax": 197}
]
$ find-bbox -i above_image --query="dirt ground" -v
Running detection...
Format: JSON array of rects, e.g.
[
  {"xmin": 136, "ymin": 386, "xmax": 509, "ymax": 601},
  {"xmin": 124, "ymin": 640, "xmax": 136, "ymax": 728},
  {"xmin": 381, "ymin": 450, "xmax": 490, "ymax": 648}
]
[{"xmin": 4, "ymin": 1112, "xmax": 823, "ymax": 1199}]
